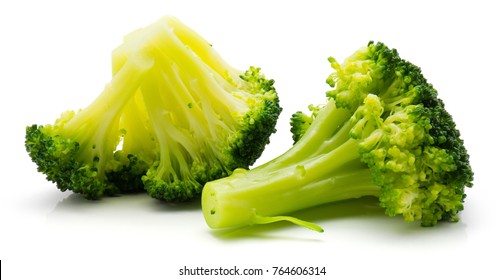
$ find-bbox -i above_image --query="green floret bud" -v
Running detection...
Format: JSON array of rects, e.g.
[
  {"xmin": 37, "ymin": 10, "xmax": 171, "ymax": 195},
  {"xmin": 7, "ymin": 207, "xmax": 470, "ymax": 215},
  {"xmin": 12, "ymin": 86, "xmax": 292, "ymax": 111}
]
[
  {"xmin": 25, "ymin": 124, "xmax": 118, "ymax": 199},
  {"xmin": 326, "ymin": 41, "xmax": 400, "ymax": 110},
  {"xmin": 202, "ymin": 41, "xmax": 473, "ymax": 231},
  {"xmin": 290, "ymin": 111, "xmax": 312, "ymax": 144},
  {"xmin": 290, "ymin": 104, "xmax": 323, "ymax": 144},
  {"xmin": 142, "ymin": 161, "xmax": 203, "ymax": 202},
  {"xmin": 106, "ymin": 153, "xmax": 153, "ymax": 193}
]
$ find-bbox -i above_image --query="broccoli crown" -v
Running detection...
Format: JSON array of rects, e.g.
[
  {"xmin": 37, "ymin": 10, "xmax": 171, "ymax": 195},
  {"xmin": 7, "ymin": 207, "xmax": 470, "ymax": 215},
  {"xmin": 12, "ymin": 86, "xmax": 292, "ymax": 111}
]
[
  {"xmin": 326, "ymin": 41, "xmax": 473, "ymax": 225},
  {"xmin": 201, "ymin": 41, "xmax": 473, "ymax": 231},
  {"xmin": 25, "ymin": 16, "xmax": 280, "ymax": 201}
]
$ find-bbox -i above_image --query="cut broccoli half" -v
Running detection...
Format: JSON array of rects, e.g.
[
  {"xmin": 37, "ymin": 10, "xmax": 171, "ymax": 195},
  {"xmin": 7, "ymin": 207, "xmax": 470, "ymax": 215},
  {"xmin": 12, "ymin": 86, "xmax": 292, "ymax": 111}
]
[{"xmin": 25, "ymin": 16, "xmax": 281, "ymax": 201}]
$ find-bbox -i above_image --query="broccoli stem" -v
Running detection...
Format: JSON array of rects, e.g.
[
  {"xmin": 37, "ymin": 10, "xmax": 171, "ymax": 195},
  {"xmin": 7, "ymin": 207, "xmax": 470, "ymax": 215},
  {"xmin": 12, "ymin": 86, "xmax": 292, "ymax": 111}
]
[
  {"xmin": 202, "ymin": 159, "xmax": 379, "ymax": 232},
  {"xmin": 164, "ymin": 16, "xmax": 241, "ymax": 83},
  {"xmin": 60, "ymin": 51, "xmax": 154, "ymax": 172},
  {"xmin": 202, "ymin": 102, "xmax": 381, "ymax": 231},
  {"xmin": 156, "ymin": 20, "xmax": 249, "ymax": 116},
  {"xmin": 254, "ymin": 100, "xmax": 352, "ymax": 171},
  {"xmin": 120, "ymin": 92, "xmax": 157, "ymax": 159}
]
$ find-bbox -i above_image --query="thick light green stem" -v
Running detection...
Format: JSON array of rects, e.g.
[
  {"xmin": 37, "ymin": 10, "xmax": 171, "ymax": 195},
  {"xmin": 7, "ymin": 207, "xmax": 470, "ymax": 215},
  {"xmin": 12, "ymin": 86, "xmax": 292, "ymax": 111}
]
[
  {"xmin": 253, "ymin": 100, "xmax": 352, "ymax": 173},
  {"xmin": 201, "ymin": 138, "xmax": 379, "ymax": 231}
]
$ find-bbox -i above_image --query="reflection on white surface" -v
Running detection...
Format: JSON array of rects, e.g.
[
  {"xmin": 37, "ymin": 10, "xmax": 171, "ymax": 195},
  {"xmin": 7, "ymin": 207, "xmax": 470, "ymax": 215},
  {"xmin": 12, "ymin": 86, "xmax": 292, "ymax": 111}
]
[
  {"xmin": 45, "ymin": 192, "xmax": 468, "ymax": 242},
  {"xmin": 48, "ymin": 192, "xmax": 201, "ymax": 218},
  {"xmin": 45, "ymin": 192, "xmax": 205, "ymax": 237}
]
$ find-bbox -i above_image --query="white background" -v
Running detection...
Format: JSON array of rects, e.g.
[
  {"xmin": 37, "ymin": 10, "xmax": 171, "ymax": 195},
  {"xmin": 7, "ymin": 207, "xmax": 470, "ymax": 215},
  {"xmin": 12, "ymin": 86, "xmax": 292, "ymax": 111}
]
[{"xmin": 1, "ymin": 0, "xmax": 501, "ymax": 279}]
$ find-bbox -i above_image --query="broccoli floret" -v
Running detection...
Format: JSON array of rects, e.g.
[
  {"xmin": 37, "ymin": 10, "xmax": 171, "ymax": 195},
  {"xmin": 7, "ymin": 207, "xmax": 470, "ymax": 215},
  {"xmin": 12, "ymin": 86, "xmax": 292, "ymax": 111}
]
[
  {"xmin": 25, "ymin": 16, "xmax": 281, "ymax": 202},
  {"xmin": 290, "ymin": 104, "xmax": 323, "ymax": 143},
  {"xmin": 131, "ymin": 17, "xmax": 281, "ymax": 202},
  {"xmin": 201, "ymin": 41, "xmax": 473, "ymax": 231}
]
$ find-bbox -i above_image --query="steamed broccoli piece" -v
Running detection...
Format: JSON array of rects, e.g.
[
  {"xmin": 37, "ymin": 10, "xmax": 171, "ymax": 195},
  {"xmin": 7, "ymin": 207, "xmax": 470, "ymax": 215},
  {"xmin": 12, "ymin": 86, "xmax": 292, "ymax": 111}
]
[
  {"xmin": 25, "ymin": 16, "xmax": 281, "ymax": 201},
  {"xmin": 202, "ymin": 41, "xmax": 473, "ymax": 231}
]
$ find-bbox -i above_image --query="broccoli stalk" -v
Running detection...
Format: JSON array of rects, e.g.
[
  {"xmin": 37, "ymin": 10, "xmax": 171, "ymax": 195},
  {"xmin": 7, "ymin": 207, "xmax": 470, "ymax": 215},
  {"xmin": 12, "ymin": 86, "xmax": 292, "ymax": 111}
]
[{"xmin": 201, "ymin": 41, "xmax": 473, "ymax": 231}]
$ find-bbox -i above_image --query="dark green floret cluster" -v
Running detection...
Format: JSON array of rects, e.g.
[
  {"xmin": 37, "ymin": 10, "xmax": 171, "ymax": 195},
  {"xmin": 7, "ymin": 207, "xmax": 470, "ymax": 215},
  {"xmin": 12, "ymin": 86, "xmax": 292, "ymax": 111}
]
[
  {"xmin": 290, "ymin": 104, "xmax": 323, "ymax": 144},
  {"xmin": 202, "ymin": 41, "xmax": 473, "ymax": 231},
  {"xmin": 25, "ymin": 16, "xmax": 281, "ymax": 202}
]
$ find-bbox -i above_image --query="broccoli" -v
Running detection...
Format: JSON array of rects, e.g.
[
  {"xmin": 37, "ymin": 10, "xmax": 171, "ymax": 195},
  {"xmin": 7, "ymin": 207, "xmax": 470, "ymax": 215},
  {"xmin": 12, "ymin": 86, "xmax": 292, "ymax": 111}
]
[
  {"xmin": 201, "ymin": 41, "xmax": 473, "ymax": 231},
  {"xmin": 25, "ymin": 16, "xmax": 281, "ymax": 201}
]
